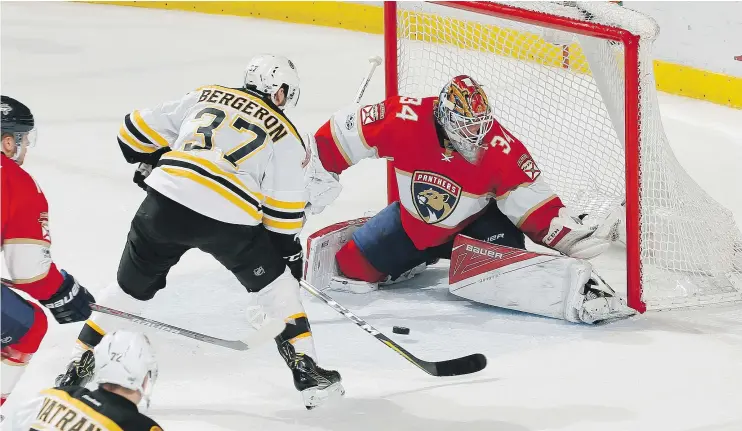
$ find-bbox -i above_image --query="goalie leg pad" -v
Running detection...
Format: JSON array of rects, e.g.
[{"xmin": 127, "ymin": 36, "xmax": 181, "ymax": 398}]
[{"xmin": 448, "ymin": 235, "xmax": 634, "ymax": 323}]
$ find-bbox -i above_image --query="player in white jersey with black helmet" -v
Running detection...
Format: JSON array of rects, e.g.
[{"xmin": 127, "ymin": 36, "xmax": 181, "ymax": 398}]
[
  {"xmin": 54, "ymin": 54, "xmax": 344, "ymax": 409},
  {"xmin": 11, "ymin": 331, "xmax": 163, "ymax": 431}
]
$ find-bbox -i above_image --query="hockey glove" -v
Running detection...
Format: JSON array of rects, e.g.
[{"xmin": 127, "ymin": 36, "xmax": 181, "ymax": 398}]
[
  {"xmin": 41, "ymin": 270, "xmax": 96, "ymax": 324},
  {"xmin": 133, "ymin": 162, "xmax": 153, "ymax": 191},
  {"xmin": 542, "ymin": 207, "xmax": 620, "ymax": 259},
  {"xmin": 284, "ymin": 250, "xmax": 304, "ymax": 281},
  {"xmin": 133, "ymin": 147, "xmax": 171, "ymax": 191},
  {"xmin": 265, "ymin": 229, "xmax": 304, "ymax": 280}
]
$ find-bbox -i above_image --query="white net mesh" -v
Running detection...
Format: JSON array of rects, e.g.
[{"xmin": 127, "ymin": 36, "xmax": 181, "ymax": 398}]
[{"xmin": 395, "ymin": 1, "xmax": 742, "ymax": 310}]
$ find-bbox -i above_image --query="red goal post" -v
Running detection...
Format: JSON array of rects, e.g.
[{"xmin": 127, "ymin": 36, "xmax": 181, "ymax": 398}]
[{"xmin": 383, "ymin": 1, "xmax": 742, "ymax": 313}]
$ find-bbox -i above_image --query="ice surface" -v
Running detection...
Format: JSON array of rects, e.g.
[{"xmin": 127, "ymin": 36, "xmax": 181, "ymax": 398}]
[{"xmin": 2, "ymin": 3, "xmax": 741, "ymax": 430}]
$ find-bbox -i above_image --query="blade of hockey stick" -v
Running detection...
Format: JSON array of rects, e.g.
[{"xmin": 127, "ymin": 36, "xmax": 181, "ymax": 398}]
[
  {"xmin": 299, "ymin": 279, "xmax": 487, "ymax": 377},
  {"xmin": 1, "ymin": 278, "xmax": 284, "ymax": 351}
]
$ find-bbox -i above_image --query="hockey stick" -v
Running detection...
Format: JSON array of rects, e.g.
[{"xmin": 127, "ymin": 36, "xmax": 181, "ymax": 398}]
[
  {"xmin": 354, "ymin": 56, "xmax": 382, "ymax": 103},
  {"xmin": 299, "ymin": 279, "xmax": 487, "ymax": 377},
  {"xmin": 1, "ymin": 278, "xmax": 285, "ymax": 351},
  {"xmin": 89, "ymin": 304, "xmax": 285, "ymax": 351}
]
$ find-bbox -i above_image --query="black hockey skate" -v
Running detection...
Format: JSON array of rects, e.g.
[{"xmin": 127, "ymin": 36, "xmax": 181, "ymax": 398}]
[
  {"xmin": 279, "ymin": 342, "xmax": 345, "ymax": 409},
  {"xmin": 55, "ymin": 349, "xmax": 95, "ymax": 388}
]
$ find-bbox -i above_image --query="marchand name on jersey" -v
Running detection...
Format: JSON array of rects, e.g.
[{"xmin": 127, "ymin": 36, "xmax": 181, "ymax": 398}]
[{"xmin": 198, "ymin": 88, "xmax": 288, "ymax": 141}]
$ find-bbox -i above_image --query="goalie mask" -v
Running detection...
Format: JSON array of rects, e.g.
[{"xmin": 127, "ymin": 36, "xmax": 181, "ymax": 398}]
[
  {"xmin": 434, "ymin": 75, "xmax": 494, "ymax": 163},
  {"xmin": 244, "ymin": 54, "xmax": 300, "ymax": 109}
]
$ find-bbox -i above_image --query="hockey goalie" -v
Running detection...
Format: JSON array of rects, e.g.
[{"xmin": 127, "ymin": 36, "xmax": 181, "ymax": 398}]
[{"xmin": 303, "ymin": 75, "xmax": 634, "ymax": 324}]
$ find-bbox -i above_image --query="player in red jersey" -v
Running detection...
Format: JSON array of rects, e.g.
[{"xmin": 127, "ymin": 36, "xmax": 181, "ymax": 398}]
[
  {"xmin": 305, "ymin": 76, "xmax": 631, "ymax": 324},
  {"xmin": 1, "ymin": 96, "xmax": 95, "ymax": 408}
]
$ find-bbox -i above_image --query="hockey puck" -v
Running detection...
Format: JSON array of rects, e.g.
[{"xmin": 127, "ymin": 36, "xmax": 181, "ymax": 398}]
[{"xmin": 393, "ymin": 326, "xmax": 410, "ymax": 335}]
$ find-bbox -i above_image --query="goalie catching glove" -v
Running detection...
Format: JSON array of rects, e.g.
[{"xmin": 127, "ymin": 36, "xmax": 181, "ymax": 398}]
[{"xmin": 542, "ymin": 206, "xmax": 622, "ymax": 259}]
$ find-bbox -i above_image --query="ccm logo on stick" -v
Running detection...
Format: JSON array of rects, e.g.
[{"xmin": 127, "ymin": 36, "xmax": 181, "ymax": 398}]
[{"xmin": 465, "ymin": 244, "xmax": 503, "ymax": 259}]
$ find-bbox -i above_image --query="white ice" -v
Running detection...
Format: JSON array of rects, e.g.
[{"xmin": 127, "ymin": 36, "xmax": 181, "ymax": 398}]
[{"xmin": 2, "ymin": 3, "xmax": 742, "ymax": 431}]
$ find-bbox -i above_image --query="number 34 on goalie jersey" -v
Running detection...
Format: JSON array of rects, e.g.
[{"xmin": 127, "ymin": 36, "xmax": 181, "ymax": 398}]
[{"xmin": 117, "ymin": 85, "xmax": 308, "ymax": 235}]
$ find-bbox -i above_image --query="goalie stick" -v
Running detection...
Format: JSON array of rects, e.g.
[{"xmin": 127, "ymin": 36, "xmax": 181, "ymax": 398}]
[
  {"xmin": 1, "ymin": 278, "xmax": 285, "ymax": 351},
  {"xmin": 354, "ymin": 56, "xmax": 382, "ymax": 103},
  {"xmin": 299, "ymin": 279, "xmax": 487, "ymax": 377}
]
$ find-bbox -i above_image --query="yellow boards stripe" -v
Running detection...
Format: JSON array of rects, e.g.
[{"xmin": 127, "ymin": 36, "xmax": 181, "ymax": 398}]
[
  {"xmin": 160, "ymin": 167, "xmax": 262, "ymax": 220},
  {"xmin": 133, "ymin": 110, "xmax": 170, "ymax": 148}
]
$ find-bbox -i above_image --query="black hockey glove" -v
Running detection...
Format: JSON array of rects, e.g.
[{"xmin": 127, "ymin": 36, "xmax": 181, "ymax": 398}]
[
  {"xmin": 265, "ymin": 229, "xmax": 304, "ymax": 280},
  {"xmin": 133, "ymin": 162, "xmax": 153, "ymax": 191},
  {"xmin": 132, "ymin": 147, "xmax": 171, "ymax": 191},
  {"xmin": 41, "ymin": 270, "xmax": 96, "ymax": 324},
  {"xmin": 284, "ymin": 250, "xmax": 304, "ymax": 281}
]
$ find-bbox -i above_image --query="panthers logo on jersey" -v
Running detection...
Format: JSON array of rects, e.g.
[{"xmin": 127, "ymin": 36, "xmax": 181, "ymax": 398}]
[{"xmin": 411, "ymin": 171, "xmax": 461, "ymax": 224}]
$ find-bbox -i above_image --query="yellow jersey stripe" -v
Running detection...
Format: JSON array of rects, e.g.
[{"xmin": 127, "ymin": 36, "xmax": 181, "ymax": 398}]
[
  {"xmin": 160, "ymin": 167, "xmax": 262, "ymax": 220},
  {"xmin": 119, "ymin": 125, "xmax": 156, "ymax": 153},
  {"xmin": 133, "ymin": 110, "xmax": 170, "ymax": 148},
  {"xmin": 163, "ymin": 151, "xmax": 265, "ymax": 201},
  {"xmin": 264, "ymin": 196, "xmax": 305, "ymax": 210},
  {"xmin": 262, "ymin": 217, "xmax": 303, "ymax": 231}
]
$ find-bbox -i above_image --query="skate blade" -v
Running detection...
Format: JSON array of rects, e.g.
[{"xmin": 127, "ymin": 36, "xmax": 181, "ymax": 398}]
[{"xmin": 302, "ymin": 382, "xmax": 346, "ymax": 410}]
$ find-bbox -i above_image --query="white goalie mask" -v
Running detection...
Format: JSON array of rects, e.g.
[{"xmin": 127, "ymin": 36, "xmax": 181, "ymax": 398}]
[
  {"xmin": 93, "ymin": 331, "xmax": 159, "ymax": 409},
  {"xmin": 243, "ymin": 54, "xmax": 301, "ymax": 109},
  {"xmin": 434, "ymin": 75, "xmax": 494, "ymax": 163}
]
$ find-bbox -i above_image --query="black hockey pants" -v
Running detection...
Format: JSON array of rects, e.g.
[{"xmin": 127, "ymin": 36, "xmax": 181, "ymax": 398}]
[{"xmin": 117, "ymin": 189, "xmax": 287, "ymax": 300}]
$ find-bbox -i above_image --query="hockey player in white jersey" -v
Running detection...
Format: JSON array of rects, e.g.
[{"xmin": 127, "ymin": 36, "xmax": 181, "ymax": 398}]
[
  {"xmin": 55, "ymin": 54, "xmax": 344, "ymax": 409},
  {"xmin": 12, "ymin": 331, "xmax": 163, "ymax": 431}
]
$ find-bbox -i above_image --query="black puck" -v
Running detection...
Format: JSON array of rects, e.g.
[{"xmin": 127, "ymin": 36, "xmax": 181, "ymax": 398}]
[{"xmin": 393, "ymin": 326, "xmax": 410, "ymax": 335}]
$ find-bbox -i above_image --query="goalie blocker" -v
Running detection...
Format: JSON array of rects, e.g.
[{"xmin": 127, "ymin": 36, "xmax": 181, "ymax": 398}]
[{"xmin": 305, "ymin": 220, "xmax": 634, "ymax": 324}]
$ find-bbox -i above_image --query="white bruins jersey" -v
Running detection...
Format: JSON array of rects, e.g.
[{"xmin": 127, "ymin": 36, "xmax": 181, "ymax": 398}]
[{"xmin": 117, "ymin": 85, "xmax": 307, "ymax": 235}]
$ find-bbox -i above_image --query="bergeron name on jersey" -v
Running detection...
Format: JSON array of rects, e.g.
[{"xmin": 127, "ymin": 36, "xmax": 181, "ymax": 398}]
[{"xmin": 198, "ymin": 88, "xmax": 289, "ymax": 142}]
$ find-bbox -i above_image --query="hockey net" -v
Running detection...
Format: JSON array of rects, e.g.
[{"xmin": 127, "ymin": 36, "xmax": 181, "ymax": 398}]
[{"xmin": 386, "ymin": 1, "xmax": 742, "ymax": 312}]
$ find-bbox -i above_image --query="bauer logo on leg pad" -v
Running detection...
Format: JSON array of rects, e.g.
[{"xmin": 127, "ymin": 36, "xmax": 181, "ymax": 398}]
[{"xmin": 449, "ymin": 235, "xmax": 544, "ymax": 285}]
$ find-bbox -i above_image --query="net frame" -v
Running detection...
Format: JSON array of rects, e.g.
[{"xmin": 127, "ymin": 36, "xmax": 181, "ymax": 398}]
[{"xmin": 383, "ymin": 1, "xmax": 742, "ymax": 313}]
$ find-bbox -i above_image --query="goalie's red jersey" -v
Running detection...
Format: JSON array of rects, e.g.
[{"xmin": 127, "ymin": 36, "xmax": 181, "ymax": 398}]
[
  {"xmin": 1, "ymin": 153, "xmax": 64, "ymax": 300},
  {"xmin": 314, "ymin": 96, "xmax": 565, "ymax": 250}
]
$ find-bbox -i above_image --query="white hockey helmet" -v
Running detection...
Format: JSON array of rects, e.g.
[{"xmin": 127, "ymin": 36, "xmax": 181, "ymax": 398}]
[
  {"xmin": 93, "ymin": 331, "xmax": 159, "ymax": 408},
  {"xmin": 244, "ymin": 54, "xmax": 300, "ymax": 109}
]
